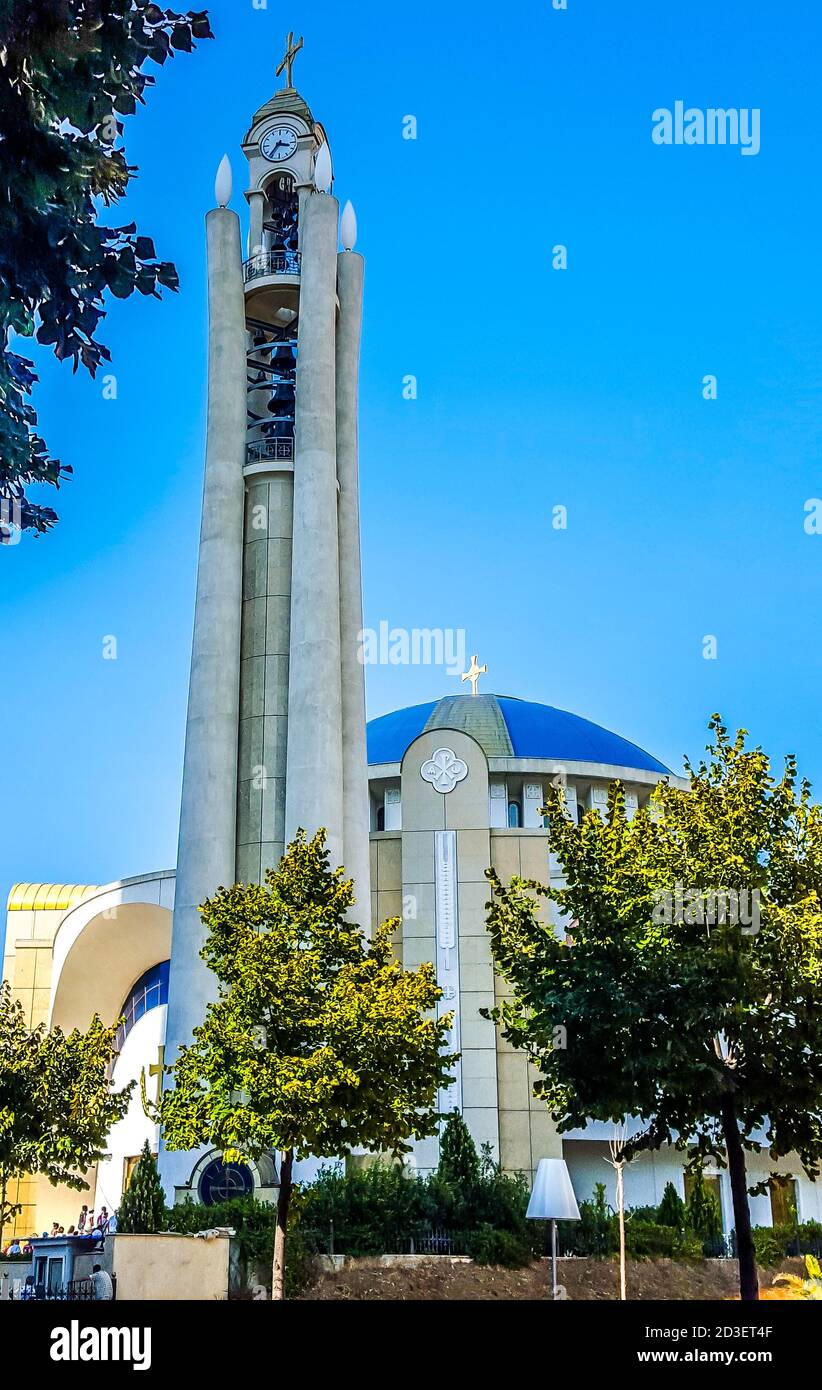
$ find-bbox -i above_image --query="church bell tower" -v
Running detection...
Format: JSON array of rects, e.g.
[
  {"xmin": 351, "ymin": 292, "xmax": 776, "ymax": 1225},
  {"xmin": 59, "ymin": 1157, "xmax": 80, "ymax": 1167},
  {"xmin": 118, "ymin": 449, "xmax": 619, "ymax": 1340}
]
[{"xmin": 160, "ymin": 43, "xmax": 371, "ymax": 1194}]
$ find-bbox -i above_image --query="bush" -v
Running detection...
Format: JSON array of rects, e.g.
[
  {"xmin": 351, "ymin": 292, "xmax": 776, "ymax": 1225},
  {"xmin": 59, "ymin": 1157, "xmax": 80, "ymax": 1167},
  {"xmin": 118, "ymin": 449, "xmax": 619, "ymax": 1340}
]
[
  {"xmin": 625, "ymin": 1220, "xmax": 701, "ymax": 1260},
  {"xmin": 685, "ymin": 1169, "xmax": 723, "ymax": 1254},
  {"xmin": 630, "ymin": 1204, "xmax": 662, "ymax": 1224},
  {"xmin": 116, "ymin": 1141, "xmax": 167, "ymax": 1234},
  {"xmin": 438, "ymin": 1113, "xmax": 480, "ymax": 1188},
  {"xmin": 298, "ymin": 1163, "xmax": 429, "ymax": 1257},
  {"xmin": 752, "ymin": 1225, "xmax": 785, "ymax": 1268},
  {"xmin": 657, "ymin": 1182, "xmax": 686, "ymax": 1229},
  {"xmin": 562, "ymin": 1182, "xmax": 615, "ymax": 1256},
  {"xmin": 464, "ymin": 1223, "xmax": 533, "ymax": 1268}
]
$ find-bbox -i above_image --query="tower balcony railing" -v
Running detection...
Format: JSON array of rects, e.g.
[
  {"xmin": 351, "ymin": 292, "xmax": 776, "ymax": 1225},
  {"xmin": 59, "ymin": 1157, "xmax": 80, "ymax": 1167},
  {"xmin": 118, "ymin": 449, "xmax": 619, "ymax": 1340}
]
[
  {"xmin": 247, "ymin": 437, "xmax": 295, "ymax": 465},
  {"xmin": 243, "ymin": 251, "xmax": 301, "ymax": 282}
]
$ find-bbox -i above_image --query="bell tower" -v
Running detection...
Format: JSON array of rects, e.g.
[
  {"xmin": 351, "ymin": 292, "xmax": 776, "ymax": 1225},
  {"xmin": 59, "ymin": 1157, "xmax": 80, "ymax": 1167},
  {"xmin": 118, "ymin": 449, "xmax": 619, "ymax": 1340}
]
[{"xmin": 160, "ymin": 45, "xmax": 371, "ymax": 1196}]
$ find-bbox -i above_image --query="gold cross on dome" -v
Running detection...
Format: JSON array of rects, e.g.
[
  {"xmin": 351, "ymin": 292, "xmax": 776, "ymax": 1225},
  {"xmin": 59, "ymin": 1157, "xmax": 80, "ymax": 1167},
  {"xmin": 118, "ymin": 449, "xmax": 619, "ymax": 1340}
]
[
  {"xmin": 149, "ymin": 1045, "xmax": 165, "ymax": 1107},
  {"xmin": 276, "ymin": 31, "xmax": 304, "ymax": 89},
  {"xmin": 462, "ymin": 654, "xmax": 488, "ymax": 697}
]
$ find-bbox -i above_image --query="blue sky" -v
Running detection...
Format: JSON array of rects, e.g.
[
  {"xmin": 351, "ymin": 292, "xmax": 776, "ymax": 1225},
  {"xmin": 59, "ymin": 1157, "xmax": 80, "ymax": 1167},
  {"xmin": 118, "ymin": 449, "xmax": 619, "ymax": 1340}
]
[{"xmin": 2, "ymin": 0, "xmax": 821, "ymax": 920}]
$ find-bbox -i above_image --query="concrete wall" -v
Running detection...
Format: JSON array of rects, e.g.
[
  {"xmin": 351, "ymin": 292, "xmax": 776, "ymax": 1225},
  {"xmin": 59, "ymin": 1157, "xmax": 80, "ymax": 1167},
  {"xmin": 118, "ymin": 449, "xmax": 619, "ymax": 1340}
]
[
  {"xmin": 110, "ymin": 1232, "xmax": 232, "ymax": 1301},
  {"xmin": 489, "ymin": 829, "xmax": 562, "ymax": 1178},
  {"xmin": 95, "ymin": 1007, "xmax": 165, "ymax": 1215},
  {"xmin": 399, "ymin": 729, "xmax": 500, "ymax": 1170}
]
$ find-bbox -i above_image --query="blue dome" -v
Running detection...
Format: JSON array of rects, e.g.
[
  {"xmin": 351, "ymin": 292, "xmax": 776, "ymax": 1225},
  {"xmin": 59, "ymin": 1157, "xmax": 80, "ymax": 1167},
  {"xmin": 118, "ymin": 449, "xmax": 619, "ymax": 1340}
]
[{"xmin": 366, "ymin": 694, "xmax": 670, "ymax": 775}]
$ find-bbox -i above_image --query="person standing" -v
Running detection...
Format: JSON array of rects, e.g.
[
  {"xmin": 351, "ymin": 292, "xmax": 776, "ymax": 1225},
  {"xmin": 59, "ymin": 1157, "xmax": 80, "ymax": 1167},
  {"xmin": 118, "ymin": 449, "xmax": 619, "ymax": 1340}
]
[{"xmin": 91, "ymin": 1264, "xmax": 114, "ymax": 1300}]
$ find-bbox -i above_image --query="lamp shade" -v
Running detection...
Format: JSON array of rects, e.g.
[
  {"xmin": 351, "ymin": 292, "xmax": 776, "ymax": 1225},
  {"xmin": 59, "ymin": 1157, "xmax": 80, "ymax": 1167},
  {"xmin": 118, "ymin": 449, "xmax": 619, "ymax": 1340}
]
[
  {"xmin": 314, "ymin": 140, "xmax": 333, "ymax": 193},
  {"xmin": 215, "ymin": 154, "xmax": 233, "ymax": 208},
  {"xmin": 340, "ymin": 200, "xmax": 357, "ymax": 251},
  {"xmin": 526, "ymin": 1158, "xmax": 581, "ymax": 1221}
]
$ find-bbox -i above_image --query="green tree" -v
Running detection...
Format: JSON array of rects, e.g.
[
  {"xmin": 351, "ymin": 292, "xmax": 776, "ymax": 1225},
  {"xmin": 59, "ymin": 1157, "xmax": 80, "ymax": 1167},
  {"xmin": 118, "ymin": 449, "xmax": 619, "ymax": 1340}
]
[
  {"xmin": 0, "ymin": 0, "xmax": 212, "ymax": 538},
  {"xmin": 657, "ymin": 1180, "xmax": 686, "ymax": 1229},
  {"xmin": 156, "ymin": 830, "xmax": 458, "ymax": 1300},
  {"xmin": 438, "ymin": 1112, "xmax": 480, "ymax": 1189},
  {"xmin": 117, "ymin": 1139, "xmax": 166, "ymax": 1233},
  {"xmin": 686, "ymin": 1167, "xmax": 723, "ymax": 1250},
  {"xmin": 0, "ymin": 981, "xmax": 130, "ymax": 1247},
  {"xmin": 486, "ymin": 716, "xmax": 822, "ymax": 1303}
]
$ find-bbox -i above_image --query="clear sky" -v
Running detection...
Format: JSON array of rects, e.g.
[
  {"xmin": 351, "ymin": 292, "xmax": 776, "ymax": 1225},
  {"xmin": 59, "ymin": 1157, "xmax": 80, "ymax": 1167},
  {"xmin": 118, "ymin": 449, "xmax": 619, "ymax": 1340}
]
[{"xmin": 2, "ymin": 0, "xmax": 821, "ymax": 925}]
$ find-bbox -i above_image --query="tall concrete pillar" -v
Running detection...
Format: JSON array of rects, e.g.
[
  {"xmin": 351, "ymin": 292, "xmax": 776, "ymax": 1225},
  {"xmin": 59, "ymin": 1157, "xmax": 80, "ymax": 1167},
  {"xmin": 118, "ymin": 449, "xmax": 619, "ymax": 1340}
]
[
  {"xmin": 285, "ymin": 191, "xmax": 345, "ymax": 865},
  {"xmin": 247, "ymin": 190, "xmax": 266, "ymax": 257},
  {"xmin": 336, "ymin": 251, "xmax": 372, "ymax": 919},
  {"xmin": 160, "ymin": 206, "xmax": 246, "ymax": 1193},
  {"xmin": 236, "ymin": 462, "xmax": 293, "ymax": 884}
]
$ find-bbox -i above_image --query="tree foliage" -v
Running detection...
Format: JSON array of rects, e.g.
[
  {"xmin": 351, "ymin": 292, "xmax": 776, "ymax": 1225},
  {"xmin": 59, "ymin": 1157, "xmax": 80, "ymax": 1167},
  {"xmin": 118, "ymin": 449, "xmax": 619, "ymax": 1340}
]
[
  {"xmin": 156, "ymin": 830, "xmax": 458, "ymax": 1297},
  {"xmin": 685, "ymin": 1167, "xmax": 723, "ymax": 1247},
  {"xmin": 116, "ymin": 1138, "xmax": 165, "ymax": 1233},
  {"xmin": 0, "ymin": 980, "xmax": 130, "ymax": 1242},
  {"xmin": 486, "ymin": 716, "xmax": 822, "ymax": 1299},
  {"xmin": 438, "ymin": 1111, "xmax": 480, "ymax": 1189},
  {"xmin": 657, "ymin": 1180, "xmax": 686, "ymax": 1229},
  {"xmin": 0, "ymin": 0, "xmax": 212, "ymax": 537}
]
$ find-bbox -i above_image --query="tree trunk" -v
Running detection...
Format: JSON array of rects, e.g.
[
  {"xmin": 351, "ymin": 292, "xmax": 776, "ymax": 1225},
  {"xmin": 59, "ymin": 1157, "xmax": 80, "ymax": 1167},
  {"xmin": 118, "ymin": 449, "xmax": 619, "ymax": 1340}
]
[
  {"xmin": 616, "ymin": 1162, "xmax": 626, "ymax": 1301},
  {"xmin": 720, "ymin": 1093, "xmax": 758, "ymax": 1301},
  {"xmin": 0, "ymin": 1172, "xmax": 6, "ymax": 1256},
  {"xmin": 271, "ymin": 1149, "xmax": 294, "ymax": 1302}
]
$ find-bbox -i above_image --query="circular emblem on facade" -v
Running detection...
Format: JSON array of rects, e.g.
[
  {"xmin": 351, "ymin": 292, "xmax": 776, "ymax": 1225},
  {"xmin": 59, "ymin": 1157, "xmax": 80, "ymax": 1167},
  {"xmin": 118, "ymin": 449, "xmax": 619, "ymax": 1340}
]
[
  {"xmin": 199, "ymin": 1158, "xmax": 255, "ymax": 1206},
  {"xmin": 421, "ymin": 748, "xmax": 469, "ymax": 794}
]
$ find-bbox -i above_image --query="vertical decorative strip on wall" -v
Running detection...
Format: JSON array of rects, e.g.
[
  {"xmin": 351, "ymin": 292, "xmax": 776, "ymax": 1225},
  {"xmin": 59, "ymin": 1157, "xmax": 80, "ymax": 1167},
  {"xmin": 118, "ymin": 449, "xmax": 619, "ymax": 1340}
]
[{"xmin": 434, "ymin": 829, "xmax": 462, "ymax": 1115}]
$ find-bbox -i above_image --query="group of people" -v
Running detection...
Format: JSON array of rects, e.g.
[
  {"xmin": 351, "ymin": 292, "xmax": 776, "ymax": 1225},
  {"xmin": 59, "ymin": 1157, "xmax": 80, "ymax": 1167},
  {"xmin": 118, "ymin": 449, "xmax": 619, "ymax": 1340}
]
[
  {"xmin": 73, "ymin": 1204, "xmax": 116, "ymax": 1237},
  {"xmin": 1, "ymin": 1238, "xmax": 34, "ymax": 1257},
  {"xmin": 2, "ymin": 1204, "xmax": 116, "ymax": 1257}
]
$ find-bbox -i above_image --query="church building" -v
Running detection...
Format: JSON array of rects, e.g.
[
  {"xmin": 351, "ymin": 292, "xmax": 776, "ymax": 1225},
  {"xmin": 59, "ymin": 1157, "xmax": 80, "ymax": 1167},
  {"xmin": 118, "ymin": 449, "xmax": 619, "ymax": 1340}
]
[{"xmin": 4, "ymin": 56, "xmax": 819, "ymax": 1241}]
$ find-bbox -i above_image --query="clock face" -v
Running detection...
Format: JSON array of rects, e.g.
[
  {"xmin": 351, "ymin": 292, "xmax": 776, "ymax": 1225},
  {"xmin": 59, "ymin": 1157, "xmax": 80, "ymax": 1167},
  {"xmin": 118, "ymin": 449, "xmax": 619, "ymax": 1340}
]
[{"xmin": 261, "ymin": 126, "xmax": 299, "ymax": 163}]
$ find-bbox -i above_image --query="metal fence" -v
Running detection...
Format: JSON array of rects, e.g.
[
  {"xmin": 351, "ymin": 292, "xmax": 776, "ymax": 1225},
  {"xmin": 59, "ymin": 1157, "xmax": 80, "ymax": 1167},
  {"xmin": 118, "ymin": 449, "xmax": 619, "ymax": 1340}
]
[
  {"xmin": 16, "ymin": 1277, "xmax": 97, "ymax": 1301},
  {"xmin": 247, "ymin": 437, "xmax": 295, "ymax": 464},
  {"xmin": 408, "ymin": 1228, "xmax": 467, "ymax": 1256},
  {"xmin": 244, "ymin": 251, "xmax": 301, "ymax": 281}
]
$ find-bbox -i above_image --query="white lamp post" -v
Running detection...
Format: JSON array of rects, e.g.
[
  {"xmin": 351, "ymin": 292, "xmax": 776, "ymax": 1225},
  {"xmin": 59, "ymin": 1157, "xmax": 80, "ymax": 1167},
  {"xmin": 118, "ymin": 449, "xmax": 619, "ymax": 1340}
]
[{"xmin": 526, "ymin": 1158, "xmax": 581, "ymax": 1300}]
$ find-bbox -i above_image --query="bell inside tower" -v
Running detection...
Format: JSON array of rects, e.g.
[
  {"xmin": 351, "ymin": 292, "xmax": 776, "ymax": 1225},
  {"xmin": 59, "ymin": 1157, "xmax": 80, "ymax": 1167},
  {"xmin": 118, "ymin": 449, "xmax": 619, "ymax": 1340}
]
[
  {"xmin": 263, "ymin": 173, "xmax": 299, "ymax": 269},
  {"xmin": 244, "ymin": 173, "xmax": 300, "ymax": 466}
]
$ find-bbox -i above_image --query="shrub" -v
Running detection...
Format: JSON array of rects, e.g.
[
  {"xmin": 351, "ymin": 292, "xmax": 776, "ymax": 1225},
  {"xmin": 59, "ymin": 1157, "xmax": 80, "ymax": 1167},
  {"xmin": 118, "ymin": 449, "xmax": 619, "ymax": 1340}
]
[
  {"xmin": 752, "ymin": 1225, "xmax": 786, "ymax": 1268},
  {"xmin": 116, "ymin": 1141, "xmax": 167, "ymax": 1234},
  {"xmin": 563, "ymin": 1182, "xmax": 615, "ymax": 1256},
  {"xmin": 625, "ymin": 1220, "xmax": 701, "ymax": 1260},
  {"xmin": 797, "ymin": 1220, "xmax": 822, "ymax": 1255},
  {"xmin": 630, "ymin": 1205, "xmax": 662, "ymax": 1224},
  {"xmin": 657, "ymin": 1182, "xmax": 686, "ymax": 1229},
  {"xmin": 685, "ymin": 1169, "xmax": 723, "ymax": 1254},
  {"xmin": 464, "ymin": 1223, "xmax": 533, "ymax": 1268},
  {"xmin": 298, "ymin": 1163, "xmax": 429, "ymax": 1257},
  {"xmin": 438, "ymin": 1113, "xmax": 480, "ymax": 1188}
]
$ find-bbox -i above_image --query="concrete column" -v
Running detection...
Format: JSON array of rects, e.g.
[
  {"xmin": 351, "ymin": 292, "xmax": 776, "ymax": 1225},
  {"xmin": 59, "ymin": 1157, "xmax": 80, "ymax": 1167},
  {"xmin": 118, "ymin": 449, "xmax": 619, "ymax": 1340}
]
[
  {"xmin": 247, "ymin": 190, "xmax": 266, "ymax": 258},
  {"xmin": 285, "ymin": 192, "xmax": 345, "ymax": 866},
  {"xmin": 236, "ymin": 465, "xmax": 293, "ymax": 884},
  {"xmin": 336, "ymin": 251, "xmax": 372, "ymax": 921},
  {"xmin": 160, "ymin": 207, "xmax": 246, "ymax": 1194}
]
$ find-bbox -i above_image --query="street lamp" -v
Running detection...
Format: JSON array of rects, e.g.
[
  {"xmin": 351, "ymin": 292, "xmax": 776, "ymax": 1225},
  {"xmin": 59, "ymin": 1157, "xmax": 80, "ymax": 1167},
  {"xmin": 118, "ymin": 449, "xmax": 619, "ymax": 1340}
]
[{"xmin": 526, "ymin": 1158, "xmax": 580, "ymax": 1300}]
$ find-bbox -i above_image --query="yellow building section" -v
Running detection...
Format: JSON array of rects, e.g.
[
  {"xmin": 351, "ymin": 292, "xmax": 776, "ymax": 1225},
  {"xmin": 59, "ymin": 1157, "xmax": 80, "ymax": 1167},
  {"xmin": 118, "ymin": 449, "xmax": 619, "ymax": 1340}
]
[
  {"xmin": 3, "ymin": 884, "xmax": 100, "ymax": 1242},
  {"xmin": 7, "ymin": 883, "xmax": 99, "ymax": 912}
]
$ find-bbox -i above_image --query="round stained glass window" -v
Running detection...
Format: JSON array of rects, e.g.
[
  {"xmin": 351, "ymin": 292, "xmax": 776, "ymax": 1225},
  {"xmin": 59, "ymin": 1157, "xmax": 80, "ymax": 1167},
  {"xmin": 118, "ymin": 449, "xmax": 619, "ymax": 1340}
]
[{"xmin": 198, "ymin": 1159, "xmax": 255, "ymax": 1206}]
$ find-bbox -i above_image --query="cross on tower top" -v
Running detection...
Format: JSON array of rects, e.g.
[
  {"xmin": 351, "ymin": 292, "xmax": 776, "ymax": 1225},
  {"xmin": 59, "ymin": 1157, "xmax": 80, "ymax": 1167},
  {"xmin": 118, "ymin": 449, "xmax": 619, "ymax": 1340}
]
[
  {"xmin": 276, "ymin": 31, "xmax": 304, "ymax": 90},
  {"xmin": 462, "ymin": 654, "xmax": 488, "ymax": 697}
]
